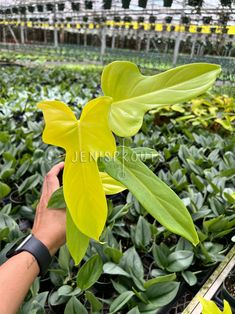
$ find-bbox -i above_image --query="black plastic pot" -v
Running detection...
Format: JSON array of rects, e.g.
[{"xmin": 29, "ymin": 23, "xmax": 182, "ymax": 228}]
[
  {"xmin": 165, "ymin": 16, "xmax": 172, "ymax": 23},
  {"xmin": 181, "ymin": 16, "xmax": 190, "ymax": 24},
  {"xmin": 138, "ymin": 16, "xmax": 145, "ymax": 23},
  {"xmin": 123, "ymin": 15, "xmax": 132, "ymax": 22},
  {"xmin": 163, "ymin": 0, "xmax": 173, "ymax": 7},
  {"xmin": 220, "ymin": 0, "xmax": 232, "ymax": 6},
  {"xmin": 72, "ymin": 2, "xmax": 80, "ymax": 11},
  {"xmin": 114, "ymin": 16, "xmax": 121, "ymax": 22},
  {"xmin": 149, "ymin": 15, "xmax": 156, "ymax": 23},
  {"xmin": 57, "ymin": 3, "xmax": 65, "ymax": 11},
  {"xmin": 85, "ymin": 1, "xmax": 93, "ymax": 9},
  {"xmin": 188, "ymin": 0, "xmax": 203, "ymax": 6},
  {"xmin": 122, "ymin": 0, "xmax": 131, "ymax": 9},
  {"xmin": 46, "ymin": 3, "xmax": 54, "ymax": 11},
  {"xmin": 103, "ymin": 0, "xmax": 112, "ymax": 9},
  {"xmin": 5, "ymin": 8, "xmax": 11, "ymax": 15},
  {"xmin": 222, "ymin": 275, "xmax": 235, "ymax": 312},
  {"xmin": 139, "ymin": 0, "xmax": 148, "ymax": 8},
  {"xmin": 37, "ymin": 4, "xmax": 44, "ymax": 12},
  {"xmin": 20, "ymin": 6, "xmax": 26, "ymax": 14},
  {"xmin": 83, "ymin": 15, "xmax": 89, "ymax": 22},
  {"xmin": 28, "ymin": 5, "xmax": 35, "ymax": 13},
  {"xmin": 12, "ymin": 7, "xmax": 18, "ymax": 14},
  {"xmin": 203, "ymin": 16, "xmax": 212, "ymax": 24}
]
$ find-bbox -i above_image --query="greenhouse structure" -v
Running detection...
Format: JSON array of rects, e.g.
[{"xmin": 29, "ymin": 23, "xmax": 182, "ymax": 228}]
[{"xmin": 0, "ymin": 0, "xmax": 234, "ymax": 313}]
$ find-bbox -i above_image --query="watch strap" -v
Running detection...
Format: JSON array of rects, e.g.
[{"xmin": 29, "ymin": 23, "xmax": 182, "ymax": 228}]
[{"xmin": 6, "ymin": 234, "xmax": 52, "ymax": 276}]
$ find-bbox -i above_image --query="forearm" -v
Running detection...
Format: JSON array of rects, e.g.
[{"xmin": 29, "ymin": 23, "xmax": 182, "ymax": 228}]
[{"xmin": 0, "ymin": 252, "xmax": 39, "ymax": 314}]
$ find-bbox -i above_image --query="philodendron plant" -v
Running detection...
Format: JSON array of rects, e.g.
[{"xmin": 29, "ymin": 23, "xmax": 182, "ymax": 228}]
[{"xmin": 38, "ymin": 61, "xmax": 221, "ymax": 264}]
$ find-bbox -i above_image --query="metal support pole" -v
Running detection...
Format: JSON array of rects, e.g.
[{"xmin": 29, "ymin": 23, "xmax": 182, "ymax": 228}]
[
  {"xmin": 146, "ymin": 34, "xmax": 150, "ymax": 53},
  {"xmin": 190, "ymin": 34, "xmax": 197, "ymax": 59},
  {"xmin": 100, "ymin": 26, "xmax": 106, "ymax": 63},
  {"xmin": 7, "ymin": 25, "xmax": 19, "ymax": 44},
  {"xmin": 111, "ymin": 30, "xmax": 115, "ymax": 49},
  {"xmin": 20, "ymin": 25, "xmax": 25, "ymax": 44}
]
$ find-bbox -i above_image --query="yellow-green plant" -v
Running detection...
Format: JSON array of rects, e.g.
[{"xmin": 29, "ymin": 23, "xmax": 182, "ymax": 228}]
[
  {"xmin": 38, "ymin": 61, "xmax": 221, "ymax": 263},
  {"xmin": 198, "ymin": 296, "xmax": 232, "ymax": 314}
]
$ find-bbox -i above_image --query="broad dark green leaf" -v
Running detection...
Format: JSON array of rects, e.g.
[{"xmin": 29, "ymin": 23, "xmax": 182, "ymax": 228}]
[{"xmin": 166, "ymin": 250, "xmax": 194, "ymax": 272}]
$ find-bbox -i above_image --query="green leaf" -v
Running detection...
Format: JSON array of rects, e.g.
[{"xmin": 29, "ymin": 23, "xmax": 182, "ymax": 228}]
[
  {"xmin": 134, "ymin": 216, "xmax": 152, "ymax": 248},
  {"xmin": 182, "ymin": 271, "xmax": 197, "ymax": 286},
  {"xmin": 101, "ymin": 147, "xmax": 199, "ymax": 246},
  {"xmin": 18, "ymin": 174, "xmax": 40, "ymax": 195},
  {"xmin": 102, "ymin": 61, "xmax": 221, "ymax": 136},
  {"xmin": 132, "ymin": 147, "xmax": 159, "ymax": 161},
  {"xmin": 144, "ymin": 273, "xmax": 176, "ymax": 289},
  {"xmin": 0, "ymin": 182, "xmax": 11, "ymax": 199},
  {"xmin": 48, "ymin": 187, "xmax": 66, "ymax": 209},
  {"xmin": 64, "ymin": 297, "xmax": 88, "ymax": 314},
  {"xmin": 103, "ymin": 262, "xmax": 131, "ymax": 277},
  {"xmin": 104, "ymin": 246, "xmax": 123, "ymax": 263},
  {"xmin": 66, "ymin": 210, "xmax": 89, "ymax": 265},
  {"xmin": 120, "ymin": 247, "xmax": 144, "ymax": 279},
  {"xmin": 127, "ymin": 306, "xmax": 141, "ymax": 314},
  {"xmin": 85, "ymin": 291, "xmax": 103, "ymax": 312},
  {"xmin": 110, "ymin": 291, "xmax": 134, "ymax": 314},
  {"xmin": 166, "ymin": 250, "xmax": 194, "ymax": 272},
  {"xmin": 146, "ymin": 281, "xmax": 180, "ymax": 307},
  {"xmin": 77, "ymin": 254, "xmax": 103, "ymax": 290}
]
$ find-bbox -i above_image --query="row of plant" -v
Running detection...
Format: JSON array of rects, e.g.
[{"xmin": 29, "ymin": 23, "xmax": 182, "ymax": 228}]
[
  {"xmin": 0, "ymin": 46, "xmax": 234, "ymax": 86},
  {"xmin": 0, "ymin": 64, "xmax": 234, "ymax": 313}
]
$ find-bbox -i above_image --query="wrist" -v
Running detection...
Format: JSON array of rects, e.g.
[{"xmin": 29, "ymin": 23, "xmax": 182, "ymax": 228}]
[{"xmin": 32, "ymin": 232, "xmax": 59, "ymax": 256}]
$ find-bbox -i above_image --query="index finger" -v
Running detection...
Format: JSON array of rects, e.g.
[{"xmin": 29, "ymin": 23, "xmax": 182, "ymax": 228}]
[{"xmin": 47, "ymin": 162, "xmax": 64, "ymax": 177}]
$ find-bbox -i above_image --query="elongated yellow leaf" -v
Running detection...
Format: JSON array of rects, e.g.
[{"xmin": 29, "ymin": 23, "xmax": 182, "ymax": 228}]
[
  {"xmin": 38, "ymin": 97, "xmax": 116, "ymax": 240},
  {"xmin": 100, "ymin": 172, "xmax": 126, "ymax": 195},
  {"xmin": 66, "ymin": 210, "xmax": 89, "ymax": 265},
  {"xmin": 101, "ymin": 61, "xmax": 221, "ymax": 137}
]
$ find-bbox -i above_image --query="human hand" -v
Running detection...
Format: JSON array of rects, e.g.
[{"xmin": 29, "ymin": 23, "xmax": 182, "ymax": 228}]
[{"xmin": 32, "ymin": 162, "xmax": 66, "ymax": 256}]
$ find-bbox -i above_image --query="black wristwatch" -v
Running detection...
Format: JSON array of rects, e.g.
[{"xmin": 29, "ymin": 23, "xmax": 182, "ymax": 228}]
[{"xmin": 6, "ymin": 234, "xmax": 52, "ymax": 276}]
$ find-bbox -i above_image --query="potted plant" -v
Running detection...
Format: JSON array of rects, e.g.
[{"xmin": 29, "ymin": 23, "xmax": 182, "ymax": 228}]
[
  {"xmin": 203, "ymin": 16, "xmax": 212, "ymax": 24},
  {"xmin": 58, "ymin": 3, "xmax": 65, "ymax": 11},
  {"xmin": 181, "ymin": 16, "xmax": 190, "ymax": 24},
  {"xmin": 37, "ymin": 4, "xmax": 44, "ymax": 12},
  {"xmin": 103, "ymin": 0, "xmax": 112, "ymax": 9},
  {"xmin": 28, "ymin": 5, "xmax": 35, "ymax": 13},
  {"xmin": 139, "ymin": 0, "xmax": 148, "ymax": 8},
  {"xmin": 123, "ymin": 15, "xmax": 132, "ymax": 22},
  {"xmin": 94, "ymin": 16, "xmax": 100, "ymax": 23},
  {"xmin": 222, "ymin": 272, "xmax": 235, "ymax": 312},
  {"xmin": 5, "ymin": 8, "xmax": 11, "ymax": 15},
  {"xmin": 12, "ymin": 7, "xmax": 18, "ymax": 14},
  {"xmin": 46, "ymin": 3, "xmax": 54, "ymax": 11},
  {"xmin": 122, "ymin": 0, "xmax": 131, "ymax": 9},
  {"xmin": 85, "ymin": 1, "xmax": 93, "ymax": 9},
  {"xmin": 138, "ymin": 16, "xmax": 145, "ymax": 23},
  {"xmin": 165, "ymin": 16, "xmax": 173, "ymax": 23},
  {"xmin": 114, "ymin": 16, "xmax": 121, "ymax": 22},
  {"xmin": 220, "ymin": 0, "xmax": 232, "ymax": 6},
  {"xmin": 72, "ymin": 2, "xmax": 80, "ymax": 11},
  {"xmin": 83, "ymin": 15, "xmax": 89, "ymax": 23},
  {"xmin": 149, "ymin": 15, "xmax": 156, "ymax": 23},
  {"xmin": 163, "ymin": 0, "xmax": 173, "ymax": 7},
  {"xmin": 20, "ymin": 6, "xmax": 26, "ymax": 14},
  {"xmin": 188, "ymin": 0, "xmax": 203, "ymax": 6}
]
